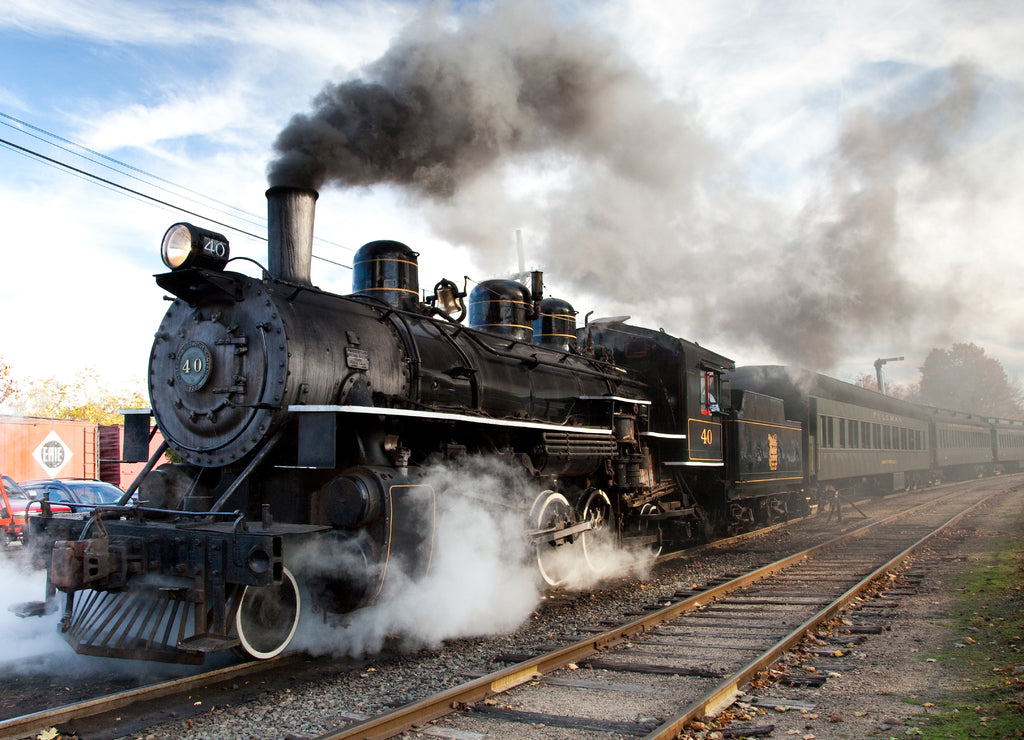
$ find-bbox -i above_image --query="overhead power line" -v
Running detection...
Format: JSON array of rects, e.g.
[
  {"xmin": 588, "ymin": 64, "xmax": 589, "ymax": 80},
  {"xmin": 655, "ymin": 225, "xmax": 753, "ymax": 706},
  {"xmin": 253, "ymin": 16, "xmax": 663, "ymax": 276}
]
[
  {"xmin": 0, "ymin": 135, "xmax": 266, "ymax": 240},
  {"xmin": 0, "ymin": 112, "xmax": 355, "ymax": 268},
  {"xmin": 0, "ymin": 111, "xmax": 263, "ymax": 226}
]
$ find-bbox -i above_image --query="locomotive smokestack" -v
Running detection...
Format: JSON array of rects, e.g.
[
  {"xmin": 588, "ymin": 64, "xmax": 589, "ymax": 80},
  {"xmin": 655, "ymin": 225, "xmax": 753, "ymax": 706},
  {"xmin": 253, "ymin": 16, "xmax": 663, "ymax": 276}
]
[{"xmin": 266, "ymin": 186, "xmax": 318, "ymax": 286}]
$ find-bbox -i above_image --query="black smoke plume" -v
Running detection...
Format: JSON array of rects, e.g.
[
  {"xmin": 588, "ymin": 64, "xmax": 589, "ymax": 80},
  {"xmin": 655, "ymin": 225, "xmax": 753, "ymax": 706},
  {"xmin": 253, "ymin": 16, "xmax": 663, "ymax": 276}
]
[
  {"xmin": 270, "ymin": 0, "xmax": 981, "ymax": 373},
  {"xmin": 268, "ymin": 1, "xmax": 710, "ymax": 197}
]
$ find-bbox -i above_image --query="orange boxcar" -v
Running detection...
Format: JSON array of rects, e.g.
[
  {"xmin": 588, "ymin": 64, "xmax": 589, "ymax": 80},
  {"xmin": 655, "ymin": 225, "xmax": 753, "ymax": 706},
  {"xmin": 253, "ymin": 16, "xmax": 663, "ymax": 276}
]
[
  {"xmin": 0, "ymin": 415, "xmax": 166, "ymax": 488},
  {"xmin": 0, "ymin": 416, "xmax": 100, "ymax": 481}
]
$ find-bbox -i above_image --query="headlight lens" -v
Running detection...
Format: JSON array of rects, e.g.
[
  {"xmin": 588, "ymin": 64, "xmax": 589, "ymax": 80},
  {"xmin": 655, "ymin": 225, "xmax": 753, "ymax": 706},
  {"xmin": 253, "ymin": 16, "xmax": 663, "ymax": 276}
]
[{"xmin": 161, "ymin": 224, "xmax": 193, "ymax": 269}]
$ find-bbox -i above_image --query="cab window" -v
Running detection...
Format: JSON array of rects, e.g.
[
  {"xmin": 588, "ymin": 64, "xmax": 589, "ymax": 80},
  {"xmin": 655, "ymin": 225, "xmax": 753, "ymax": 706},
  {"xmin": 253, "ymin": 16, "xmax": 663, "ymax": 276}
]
[{"xmin": 700, "ymin": 371, "xmax": 720, "ymax": 415}]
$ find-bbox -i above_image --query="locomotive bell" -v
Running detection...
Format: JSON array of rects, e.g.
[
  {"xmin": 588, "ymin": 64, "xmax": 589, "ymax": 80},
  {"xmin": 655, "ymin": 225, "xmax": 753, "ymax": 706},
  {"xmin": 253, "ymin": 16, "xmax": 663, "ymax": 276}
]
[{"xmin": 351, "ymin": 240, "xmax": 420, "ymax": 311}]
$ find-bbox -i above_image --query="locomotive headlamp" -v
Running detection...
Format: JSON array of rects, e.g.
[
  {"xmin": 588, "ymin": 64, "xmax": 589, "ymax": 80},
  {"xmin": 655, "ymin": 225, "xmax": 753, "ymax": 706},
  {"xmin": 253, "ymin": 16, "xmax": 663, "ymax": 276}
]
[{"xmin": 160, "ymin": 223, "xmax": 230, "ymax": 271}]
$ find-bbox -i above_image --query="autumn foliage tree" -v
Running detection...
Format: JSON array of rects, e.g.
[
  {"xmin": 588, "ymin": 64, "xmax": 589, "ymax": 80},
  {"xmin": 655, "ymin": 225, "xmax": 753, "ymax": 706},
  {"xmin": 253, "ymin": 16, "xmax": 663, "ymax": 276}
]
[
  {"xmin": 917, "ymin": 343, "xmax": 1023, "ymax": 419},
  {"xmin": 10, "ymin": 368, "xmax": 147, "ymax": 425},
  {"xmin": 0, "ymin": 356, "xmax": 16, "ymax": 407},
  {"xmin": 852, "ymin": 372, "xmax": 911, "ymax": 400}
]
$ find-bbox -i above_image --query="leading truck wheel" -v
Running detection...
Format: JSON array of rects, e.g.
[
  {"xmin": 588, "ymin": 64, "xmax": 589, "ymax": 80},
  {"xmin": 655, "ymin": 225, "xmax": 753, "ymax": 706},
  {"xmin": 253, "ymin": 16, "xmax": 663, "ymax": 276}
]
[{"xmin": 235, "ymin": 566, "xmax": 300, "ymax": 660}]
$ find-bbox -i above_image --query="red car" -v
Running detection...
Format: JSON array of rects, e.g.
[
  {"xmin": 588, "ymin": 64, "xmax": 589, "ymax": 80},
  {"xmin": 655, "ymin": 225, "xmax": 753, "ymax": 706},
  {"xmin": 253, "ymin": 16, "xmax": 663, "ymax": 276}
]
[{"xmin": 1, "ymin": 474, "xmax": 71, "ymax": 543}]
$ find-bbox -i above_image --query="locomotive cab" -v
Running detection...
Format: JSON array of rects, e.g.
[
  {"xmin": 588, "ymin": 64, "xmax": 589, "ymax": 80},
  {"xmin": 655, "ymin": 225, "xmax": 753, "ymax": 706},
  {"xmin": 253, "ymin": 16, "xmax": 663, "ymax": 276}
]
[{"xmin": 581, "ymin": 319, "xmax": 733, "ymax": 466}]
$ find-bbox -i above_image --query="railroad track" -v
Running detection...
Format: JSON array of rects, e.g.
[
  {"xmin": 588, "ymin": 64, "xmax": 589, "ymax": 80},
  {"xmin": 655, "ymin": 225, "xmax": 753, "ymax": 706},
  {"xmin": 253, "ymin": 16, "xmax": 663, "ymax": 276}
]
[
  {"xmin": 308, "ymin": 479, "xmax": 1015, "ymax": 740},
  {"xmin": 0, "ymin": 652, "xmax": 313, "ymax": 740},
  {"xmin": 0, "ymin": 477, "xmax": 1015, "ymax": 739}
]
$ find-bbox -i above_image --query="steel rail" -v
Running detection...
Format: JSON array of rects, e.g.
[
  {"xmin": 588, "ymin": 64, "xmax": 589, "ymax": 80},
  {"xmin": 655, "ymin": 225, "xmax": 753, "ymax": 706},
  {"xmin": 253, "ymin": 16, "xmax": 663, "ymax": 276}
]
[
  {"xmin": 641, "ymin": 488, "xmax": 997, "ymax": 739},
  {"xmin": 0, "ymin": 653, "xmax": 301, "ymax": 740},
  {"xmin": 313, "ymin": 484, "xmax": 999, "ymax": 740}
]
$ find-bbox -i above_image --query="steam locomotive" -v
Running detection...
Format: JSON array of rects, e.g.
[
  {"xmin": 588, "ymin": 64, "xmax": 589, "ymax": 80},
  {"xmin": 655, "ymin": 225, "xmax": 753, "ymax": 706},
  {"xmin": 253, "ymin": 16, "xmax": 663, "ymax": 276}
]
[{"xmin": 25, "ymin": 187, "xmax": 1021, "ymax": 664}]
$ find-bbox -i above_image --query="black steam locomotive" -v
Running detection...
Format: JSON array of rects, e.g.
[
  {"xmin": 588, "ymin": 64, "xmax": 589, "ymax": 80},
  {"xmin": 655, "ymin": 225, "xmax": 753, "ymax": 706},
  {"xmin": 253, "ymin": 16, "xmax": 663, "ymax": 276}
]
[{"xmin": 29, "ymin": 186, "xmax": 1016, "ymax": 664}]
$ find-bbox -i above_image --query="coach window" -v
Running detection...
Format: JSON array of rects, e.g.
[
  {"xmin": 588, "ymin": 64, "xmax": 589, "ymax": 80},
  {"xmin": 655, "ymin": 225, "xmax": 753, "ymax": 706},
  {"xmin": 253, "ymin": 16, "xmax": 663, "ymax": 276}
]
[{"xmin": 838, "ymin": 418, "xmax": 847, "ymax": 448}]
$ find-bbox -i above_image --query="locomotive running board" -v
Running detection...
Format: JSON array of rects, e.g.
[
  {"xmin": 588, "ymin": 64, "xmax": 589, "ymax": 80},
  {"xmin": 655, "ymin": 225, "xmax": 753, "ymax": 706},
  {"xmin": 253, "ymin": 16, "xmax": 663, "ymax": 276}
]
[
  {"xmin": 62, "ymin": 586, "xmax": 239, "ymax": 664},
  {"xmin": 290, "ymin": 404, "xmax": 615, "ymax": 435}
]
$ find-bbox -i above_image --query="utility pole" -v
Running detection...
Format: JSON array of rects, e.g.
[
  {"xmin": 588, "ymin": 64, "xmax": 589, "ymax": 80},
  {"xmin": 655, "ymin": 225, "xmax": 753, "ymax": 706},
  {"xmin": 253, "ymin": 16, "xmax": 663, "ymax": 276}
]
[{"xmin": 874, "ymin": 356, "xmax": 904, "ymax": 396}]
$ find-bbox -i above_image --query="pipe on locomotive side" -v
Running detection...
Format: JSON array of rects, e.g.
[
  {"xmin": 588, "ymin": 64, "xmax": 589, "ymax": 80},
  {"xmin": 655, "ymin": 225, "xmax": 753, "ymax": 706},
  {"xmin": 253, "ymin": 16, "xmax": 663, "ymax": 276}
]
[{"xmin": 267, "ymin": 186, "xmax": 318, "ymax": 286}]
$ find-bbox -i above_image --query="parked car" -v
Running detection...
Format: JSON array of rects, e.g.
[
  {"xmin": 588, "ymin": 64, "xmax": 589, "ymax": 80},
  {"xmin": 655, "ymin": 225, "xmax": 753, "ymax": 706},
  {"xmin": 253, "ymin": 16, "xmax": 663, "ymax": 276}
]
[
  {"xmin": 20, "ymin": 478, "xmax": 126, "ymax": 513},
  {"xmin": 1, "ymin": 475, "xmax": 71, "ymax": 543}
]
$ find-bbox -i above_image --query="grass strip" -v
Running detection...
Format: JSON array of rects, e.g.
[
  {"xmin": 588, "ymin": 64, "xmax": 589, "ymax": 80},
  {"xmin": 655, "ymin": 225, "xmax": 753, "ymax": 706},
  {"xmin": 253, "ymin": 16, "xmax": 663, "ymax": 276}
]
[{"xmin": 909, "ymin": 514, "xmax": 1024, "ymax": 739}]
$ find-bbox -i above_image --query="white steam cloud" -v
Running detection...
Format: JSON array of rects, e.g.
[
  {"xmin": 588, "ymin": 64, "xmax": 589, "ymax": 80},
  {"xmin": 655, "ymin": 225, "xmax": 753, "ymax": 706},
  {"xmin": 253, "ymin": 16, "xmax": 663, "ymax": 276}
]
[
  {"xmin": 0, "ymin": 550, "xmax": 199, "ymax": 680},
  {"xmin": 290, "ymin": 457, "xmax": 652, "ymax": 658}
]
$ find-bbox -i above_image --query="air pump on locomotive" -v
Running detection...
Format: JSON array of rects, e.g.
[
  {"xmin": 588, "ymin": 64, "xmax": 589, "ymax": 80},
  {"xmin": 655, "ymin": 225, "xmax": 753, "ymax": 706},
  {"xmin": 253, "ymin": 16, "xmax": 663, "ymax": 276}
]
[{"xmin": 25, "ymin": 187, "xmax": 805, "ymax": 663}]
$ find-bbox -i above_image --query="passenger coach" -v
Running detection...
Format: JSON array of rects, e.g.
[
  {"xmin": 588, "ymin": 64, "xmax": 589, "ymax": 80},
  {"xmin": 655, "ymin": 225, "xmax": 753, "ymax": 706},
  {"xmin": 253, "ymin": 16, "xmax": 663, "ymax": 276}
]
[{"xmin": 725, "ymin": 365, "xmax": 1020, "ymax": 497}]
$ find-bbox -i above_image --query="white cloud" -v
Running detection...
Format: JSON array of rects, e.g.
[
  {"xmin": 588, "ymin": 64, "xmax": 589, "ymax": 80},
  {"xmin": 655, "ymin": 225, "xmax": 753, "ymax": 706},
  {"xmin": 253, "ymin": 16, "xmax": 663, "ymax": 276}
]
[
  {"xmin": 2, "ymin": 0, "xmax": 1024, "ymax": 389},
  {"xmin": 79, "ymin": 91, "xmax": 251, "ymax": 151},
  {"xmin": 0, "ymin": 178, "xmax": 170, "ymax": 389}
]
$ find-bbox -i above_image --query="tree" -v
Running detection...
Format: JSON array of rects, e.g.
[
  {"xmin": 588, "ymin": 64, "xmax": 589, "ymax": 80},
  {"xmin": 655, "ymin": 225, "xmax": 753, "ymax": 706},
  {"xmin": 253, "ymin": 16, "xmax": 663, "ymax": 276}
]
[
  {"xmin": 0, "ymin": 356, "xmax": 16, "ymax": 407},
  {"xmin": 917, "ymin": 343, "xmax": 1023, "ymax": 419},
  {"xmin": 852, "ymin": 371, "xmax": 911, "ymax": 400},
  {"xmin": 12, "ymin": 368, "xmax": 147, "ymax": 425}
]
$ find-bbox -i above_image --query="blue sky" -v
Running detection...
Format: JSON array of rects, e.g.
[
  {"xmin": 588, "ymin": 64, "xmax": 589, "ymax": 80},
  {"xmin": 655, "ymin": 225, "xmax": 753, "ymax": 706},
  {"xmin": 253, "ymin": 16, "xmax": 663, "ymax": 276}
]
[{"xmin": 2, "ymin": 0, "xmax": 1023, "ymax": 401}]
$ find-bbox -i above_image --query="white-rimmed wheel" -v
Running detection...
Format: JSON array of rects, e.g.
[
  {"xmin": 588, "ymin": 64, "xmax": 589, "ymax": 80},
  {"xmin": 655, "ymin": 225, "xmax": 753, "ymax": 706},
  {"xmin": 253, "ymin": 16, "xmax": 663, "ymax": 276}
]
[
  {"xmin": 532, "ymin": 490, "xmax": 574, "ymax": 587},
  {"xmin": 639, "ymin": 503, "xmax": 664, "ymax": 558},
  {"xmin": 579, "ymin": 488, "xmax": 612, "ymax": 575},
  {"xmin": 235, "ymin": 566, "xmax": 300, "ymax": 660},
  {"xmin": 624, "ymin": 503, "xmax": 663, "ymax": 560}
]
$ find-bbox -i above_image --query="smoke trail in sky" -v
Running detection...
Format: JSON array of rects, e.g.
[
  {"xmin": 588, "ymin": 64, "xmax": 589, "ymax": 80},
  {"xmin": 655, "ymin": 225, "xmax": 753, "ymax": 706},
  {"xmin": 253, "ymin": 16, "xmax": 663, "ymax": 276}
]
[{"xmin": 270, "ymin": 0, "xmax": 981, "ymax": 372}]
